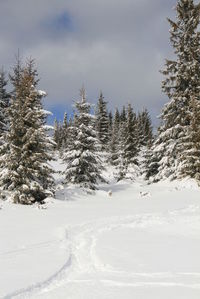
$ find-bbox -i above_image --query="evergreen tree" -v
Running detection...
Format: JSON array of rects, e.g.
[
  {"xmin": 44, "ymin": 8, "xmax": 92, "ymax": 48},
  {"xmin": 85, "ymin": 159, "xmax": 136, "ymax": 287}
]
[
  {"xmin": 95, "ymin": 92, "xmax": 109, "ymax": 151},
  {"xmin": 137, "ymin": 109, "xmax": 153, "ymax": 148},
  {"xmin": 124, "ymin": 104, "xmax": 138, "ymax": 168},
  {"xmin": 9, "ymin": 52, "xmax": 23, "ymax": 92},
  {"xmin": 179, "ymin": 98, "xmax": 200, "ymax": 181},
  {"xmin": 110, "ymin": 108, "xmax": 120, "ymax": 166},
  {"xmin": 110, "ymin": 106, "xmax": 128, "ymax": 181},
  {"xmin": 60, "ymin": 112, "xmax": 68, "ymax": 151},
  {"xmin": 116, "ymin": 119, "xmax": 127, "ymax": 180},
  {"xmin": 63, "ymin": 88, "xmax": 104, "ymax": 190},
  {"xmin": 151, "ymin": 0, "xmax": 200, "ymax": 181},
  {"xmin": 120, "ymin": 106, "xmax": 126, "ymax": 123},
  {"xmin": 53, "ymin": 118, "xmax": 61, "ymax": 148},
  {"xmin": 0, "ymin": 69, "xmax": 10, "ymax": 140},
  {"xmin": 0, "ymin": 60, "xmax": 54, "ymax": 204},
  {"xmin": 66, "ymin": 114, "xmax": 76, "ymax": 152},
  {"xmin": 145, "ymin": 140, "xmax": 159, "ymax": 181},
  {"xmin": 107, "ymin": 111, "xmax": 113, "ymax": 147},
  {"xmin": 0, "ymin": 69, "xmax": 10, "ymax": 176}
]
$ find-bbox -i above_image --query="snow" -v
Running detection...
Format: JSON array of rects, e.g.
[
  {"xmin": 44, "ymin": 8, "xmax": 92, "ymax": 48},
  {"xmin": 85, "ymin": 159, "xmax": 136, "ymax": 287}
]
[
  {"xmin": 43, "ymin": 125, "xmax": 54, "ymax": 130},
  {"xmin": 0, "ymin": 159, "xmax": 200, "ymax": 299},
  {"xmin": 41, "ymin": 110, "xmax": 53, "ymax": 116},
  {"xmin": 37, "ymin": 90, "xmax": 47, "ymax": 97}
]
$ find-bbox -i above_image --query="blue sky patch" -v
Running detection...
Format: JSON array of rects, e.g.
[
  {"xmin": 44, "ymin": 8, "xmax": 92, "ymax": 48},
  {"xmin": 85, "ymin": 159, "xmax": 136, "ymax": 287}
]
[{"xmin": 42, "ymin": 12, "xmax": 74, "ymax": 34}]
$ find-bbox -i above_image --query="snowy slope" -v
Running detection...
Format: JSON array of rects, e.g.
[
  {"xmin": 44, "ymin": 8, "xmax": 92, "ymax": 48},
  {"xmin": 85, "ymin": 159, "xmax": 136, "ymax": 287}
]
[{"xmin": 0, "ymin": 160, "xmax": 200, "ymax": 299}]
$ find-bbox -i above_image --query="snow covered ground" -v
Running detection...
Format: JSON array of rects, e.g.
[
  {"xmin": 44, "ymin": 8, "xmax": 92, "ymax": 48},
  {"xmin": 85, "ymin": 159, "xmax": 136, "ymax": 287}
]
[{"xmin": 0, "ymin": 160, "xmax": 200, "ymax": 299}]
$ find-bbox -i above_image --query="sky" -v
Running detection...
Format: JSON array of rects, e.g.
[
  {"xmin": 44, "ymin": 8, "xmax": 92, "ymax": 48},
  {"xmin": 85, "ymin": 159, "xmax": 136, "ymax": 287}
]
[{"xmin": 0, "ymin": 0, "xmax": 177, "ymax": 127}]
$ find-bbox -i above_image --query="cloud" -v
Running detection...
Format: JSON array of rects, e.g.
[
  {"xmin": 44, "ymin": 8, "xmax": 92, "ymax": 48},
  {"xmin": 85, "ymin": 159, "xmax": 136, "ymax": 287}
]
[{"xmin": 0, "ymin": 0, "xmax": 177, "ymax": 125}]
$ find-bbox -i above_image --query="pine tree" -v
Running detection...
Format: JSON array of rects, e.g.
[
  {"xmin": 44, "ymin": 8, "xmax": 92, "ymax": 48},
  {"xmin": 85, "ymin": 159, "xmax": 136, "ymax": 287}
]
[
  {"xmin": 108, "ymin": 111, "xmax": 113, "ymax": 136},
  {"xmin": 137, "ymin": 109, "xmax": 154, "ymax": 177},
  {"xmin": 142, "ymin": 109, "xmax": 153, "ymax": 146},
  {"xmin": 137, "ymin": 109, "xmax": 153, "ymax": 149},
  {"xmin": 111, "ymin": 106, "xmax": 128, "ymax": 181},
  {"xmin": 0, "ymin": 69, "xmax": 10, "ymax": 141},
  {"xmin": 53, "ymin": 118, "xmax": 60, "ymax": 148},
  {"xmin": 123, "ymin": 104, "xmax": 138, "ymax": 177},
  {"xmin": 179, "ymin": 97, "xmax": 200, "ymax": 181},
  {"xmin": 95, "ymin": 92, "xmax": 109, "ymax": 151},
  {"xmin": 0, "ymin": 60, "xmax": 54, "ymax": 204},
  {"xmin": 110, "ymin": 108, "xmax": 120, "ymax": 166},
  {"xmin": 9, "ymin": 52, "xmax": 23, "ymax": 92},
  {"xmin": 66, "ymin": 115, "xmax": 76, "ymax": 152},
  {"xmin": 63, "ymin": 88, "xmax": 104, "ymax": 191},
  {"xmin": 151, "ymin": 0, "xmax": 200, "ymax": 181},
  {"xmin": 0, "ymin": 69, "xmax": 10, "ymax": 177},
  {"xmin": 116, "ymin": 119, "xmax": 127, "ymax": 180},
  {"xmin": 120, "ymin": 106, "xmax": 126, "ymax": 123},
  {"xmin": 62, "ymin": 112, "xmax": 68, "ymax": 145},
  {"xmin": 58, "ymin": 112, "xmax": 68, "ymax": 152},
  {"xmin": 144, "ymin": 136, "xmax": 160, "ymax": 181}
]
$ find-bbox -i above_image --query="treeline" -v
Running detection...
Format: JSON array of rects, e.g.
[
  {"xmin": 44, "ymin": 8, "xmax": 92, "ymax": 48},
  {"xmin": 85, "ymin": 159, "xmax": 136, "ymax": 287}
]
[
  {"xmin": 53, "ymin": 91, "xmax": 153, "ymax": 183},
  {"xmin": 0, "ymin": 57, "xmax": 153, "ymax": 203},
  {"xmin": 52, "ymin": 0, "xmax": 200, "ymax": 187}
]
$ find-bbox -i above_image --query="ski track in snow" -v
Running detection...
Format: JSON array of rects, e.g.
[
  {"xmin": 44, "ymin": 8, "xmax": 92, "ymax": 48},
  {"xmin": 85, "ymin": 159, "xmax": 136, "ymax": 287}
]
[{"xmin": 3, "ymin": 210, "xmax": 200, "ymax": 299}]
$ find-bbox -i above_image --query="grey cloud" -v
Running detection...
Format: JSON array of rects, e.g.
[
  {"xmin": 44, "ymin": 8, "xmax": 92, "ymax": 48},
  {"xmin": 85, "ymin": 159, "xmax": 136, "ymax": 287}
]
[{"xmin": 0, "ymin": 0, "xmax": 177, "ymax": 125}]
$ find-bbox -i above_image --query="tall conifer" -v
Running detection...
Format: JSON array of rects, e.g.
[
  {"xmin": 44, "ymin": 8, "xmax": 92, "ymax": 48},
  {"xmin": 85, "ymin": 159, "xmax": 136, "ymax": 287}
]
[
  {"xmin": 0, "ymin": 60, "xmax": 54, "ymax": 204},
  {"xmin": 63, "ymin": 88, "xmax": 104, "ymax": 190},
  {"xmin": 150, "ymin": 0, "xmax": 200, "ymax": 181}
]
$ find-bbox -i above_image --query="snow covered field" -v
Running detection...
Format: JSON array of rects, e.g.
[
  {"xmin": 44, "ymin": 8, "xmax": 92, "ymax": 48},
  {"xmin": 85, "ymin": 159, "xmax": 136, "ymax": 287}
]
[{"xmin": 0, "ymin": 162, "xmax": 200, "ymax": 299}]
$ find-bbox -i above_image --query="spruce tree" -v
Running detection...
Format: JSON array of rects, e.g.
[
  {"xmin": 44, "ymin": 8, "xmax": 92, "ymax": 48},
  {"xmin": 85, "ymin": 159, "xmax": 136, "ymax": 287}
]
[
  {"xmin": 66, "ymin": 115, "xmax": 76, "ymax": 153},
  {"xmin": 137, "ymin": 109, "xmax": 154, "ymax": 177},
  {"xmin": 9, "ymin": 52, "xmax": 23, "ymax": 92},
  {"xmin": 95, "ymin": 92, "xmax": 109, "ymax": 151},
  {"xmin": 151, "ymin": 0, "xmax": 200, "ymax": 181},
  {"xmin": 0, "ymin": 69, "xmax": 10, "ymax": 177},
  {"xmin": 0, "ymin": 69, "xmax": 10, "ymax": 141},
  {"xmin": 124, "ymin": 104, "xmax": 138, "ymax": 175},
  {"xmin": 120, "ymin": 106, "xmax": 127, "ymax": 123},
  {"xmin": 179, "ymin": 98, "xmax": 200, "ymax": 181},
  {"xmin": 62, "ymin": 112, "xmax": 68, "ymax": 146},
  {"xmin": 110, "ymin": 108, "xmax": 120, "ymax": 166},
  {"xmin": 53, "ymin": 118, "xmax": 60, "ymax": 148},
  {"xmin": 63, "ymin": 88, "xmax": 104, "ymax": 191},
  {"xmin": 116, "ymin": 119, "xmax": 127, "ymax": 180},
  {"xmin": 137, "ymin": 109, "xmax": 153, "ymax": 149},
  {"xmin": 0, "ymin": 60, "xmax": 54, "ymax": 204}
]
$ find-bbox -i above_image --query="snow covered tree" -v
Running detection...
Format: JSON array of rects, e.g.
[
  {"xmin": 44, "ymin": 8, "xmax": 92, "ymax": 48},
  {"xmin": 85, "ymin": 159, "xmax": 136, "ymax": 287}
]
[
  {"xmin": 136, "ymin": 109, "xmax": 154, "ymax": 177},
  {"xmin": 114, "ymin": 104, "xmax": 141, "ymax": 181},
  {"xmin": 63, "ymin": 88, "xmax": 104, "ymax": 191},
  {"xmin": 145, "ymin": 145, "xmax": 159, "ymax": 181},
  {"xmin": 124, "ymin": 104, "xmax": 138, "ymax": 174},
  {"xmin": 9, "ymin": 52, "xmax": 23, "ymax": 92},
  {"xmin": 120, "ymin": 106, "xmax": 127, "ymax": 123},
  {"xmin": 116, "ymin": 119, "xmax": 127, "ymax": 181},
  {"xmin": 62, "ymin": 112, "xmax": 68, "ymax": 146},
  {"xmin": 95, "ymin": 92, "xmax": 109, "ymax": 151},
  {"xmin": 110, "ymin": 108, "xmax": 120, "ymax": 166},
  {"xmin": 0, "ymin": 69, "xmax": 10, "ymax": 177},
  {"xmin": 150, "ymin": 0, "xmax": 200, "ymax": 181},
  {"xmin": 108, "ymin": 111, "xmax": 113, "ymax": 137},
  {"xmin": 0, "ymin": 60, "xmax": 54, "ymax": 204},
  {"xmin": 137, "ymin": 109, "xmax": 153, "ymax": 149},
  {"xmin": 65, "ymin": 114, "xmax": 76, "ymax": 152},
  {"xmin": 0, "ymin": 69, "xmax": 10, "ymax": 140},
  {"xmin": 53, "ymin": 118, "xmax": 62, "ymax": 149},
  {"xmin": 179, "ymin": 98, "xmax": 200, "ymax": 181}
]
